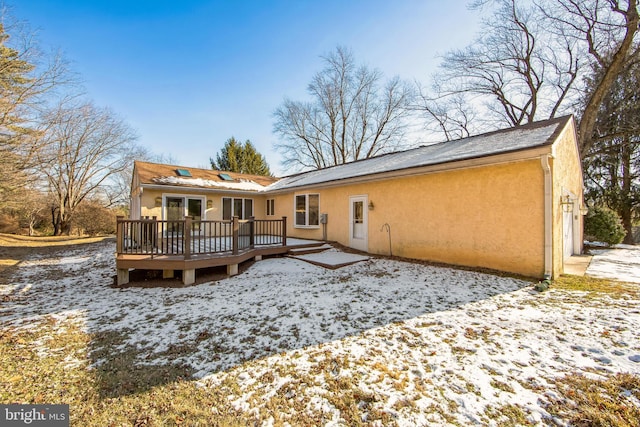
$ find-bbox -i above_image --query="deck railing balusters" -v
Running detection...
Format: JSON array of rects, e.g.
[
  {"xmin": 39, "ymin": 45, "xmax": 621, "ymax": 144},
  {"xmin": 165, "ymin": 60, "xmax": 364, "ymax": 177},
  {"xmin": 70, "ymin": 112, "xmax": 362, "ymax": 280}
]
[{"xmin": 116, "ymin": 216, "xmax": 287, "ymax": 257}]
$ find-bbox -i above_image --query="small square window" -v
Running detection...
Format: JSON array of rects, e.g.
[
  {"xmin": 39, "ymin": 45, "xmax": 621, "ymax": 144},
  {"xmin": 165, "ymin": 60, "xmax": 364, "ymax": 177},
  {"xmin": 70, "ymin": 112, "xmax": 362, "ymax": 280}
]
[
  {"xmin": 218, "ymin": 173, "xmax": 233, "ymax": 181},
  {"xmin": 175, "ymin": 169, "xmax": 192, "ymax": 177}
]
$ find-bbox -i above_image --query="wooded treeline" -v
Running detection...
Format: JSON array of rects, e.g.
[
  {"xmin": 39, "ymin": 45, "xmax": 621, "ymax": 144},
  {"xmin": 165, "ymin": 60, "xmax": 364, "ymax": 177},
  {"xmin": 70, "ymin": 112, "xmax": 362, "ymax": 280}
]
[{"xmin": 0, "ymin": 9, "xmax": 143, "ymax": 235}]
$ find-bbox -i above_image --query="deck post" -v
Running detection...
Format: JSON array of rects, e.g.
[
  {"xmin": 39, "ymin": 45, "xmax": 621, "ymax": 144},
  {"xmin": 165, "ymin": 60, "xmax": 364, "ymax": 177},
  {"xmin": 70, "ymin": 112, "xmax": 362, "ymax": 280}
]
[
  {"xmin": 183, "ymin": 269, "xmax": 195, "ymax": 285},
  {"xmin": 184, "ymin": 216, "xmax": 192, "ymax": 260},
  {"xmin": 232, "ymin": 216, "xmax": 239, "ymax": 255},
  {"xmin": 249, "ymin": 216, "xmax": 255, "ymax": 249},
  {"xmin": 116, "ymin": 216, "xmax": 124, "ymax": 254},
  {"xmin": 282, "ymin": 216, "xmax": 287, "ymax": 246},
  {"xmin": 227, "ymin": 263, "xmax": 238, "ymax": 275},
  {"xmin": 117, "ymin": 268, "xmax": 129, "ymax": 286}
]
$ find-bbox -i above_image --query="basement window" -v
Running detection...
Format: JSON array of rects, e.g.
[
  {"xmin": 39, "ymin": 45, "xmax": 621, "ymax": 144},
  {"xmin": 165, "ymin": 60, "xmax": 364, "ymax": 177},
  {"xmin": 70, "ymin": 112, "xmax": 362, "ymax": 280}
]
[{"xmin": 175, "ymin": 169, "xmax": 192, "ymax": 177}]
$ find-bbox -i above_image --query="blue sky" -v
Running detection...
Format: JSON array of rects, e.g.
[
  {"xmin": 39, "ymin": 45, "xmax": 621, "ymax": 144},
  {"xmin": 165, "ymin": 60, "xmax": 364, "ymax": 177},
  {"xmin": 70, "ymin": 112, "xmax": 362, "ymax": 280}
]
[{"xmin": 14, "ymin": 1, "xmax": 480, "ymax": 176}]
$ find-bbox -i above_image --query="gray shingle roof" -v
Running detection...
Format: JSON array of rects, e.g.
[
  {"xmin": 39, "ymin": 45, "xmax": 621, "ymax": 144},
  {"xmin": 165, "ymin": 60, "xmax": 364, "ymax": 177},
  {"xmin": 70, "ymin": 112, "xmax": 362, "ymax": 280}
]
[{"xmin": 267, "ymin": 115, "xmax": 572, "ymax": 192}]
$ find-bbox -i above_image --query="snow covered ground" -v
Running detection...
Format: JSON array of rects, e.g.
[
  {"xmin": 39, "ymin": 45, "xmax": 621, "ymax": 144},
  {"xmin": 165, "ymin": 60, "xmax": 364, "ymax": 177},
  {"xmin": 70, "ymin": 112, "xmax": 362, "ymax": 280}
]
[
  {"xmin": 1, "ymin": 240, "xmax": 639, "ymax": 425},
  {"xmin": 586, "ymin": 243, "xmax": 640, "ymax": 284}
]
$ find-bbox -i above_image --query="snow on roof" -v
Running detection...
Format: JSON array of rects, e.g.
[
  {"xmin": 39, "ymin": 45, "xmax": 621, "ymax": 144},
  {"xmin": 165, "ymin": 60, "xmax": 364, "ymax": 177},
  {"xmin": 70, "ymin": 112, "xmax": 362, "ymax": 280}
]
[
  {"xmin": 152, "ymin": 176, "xmax": 267, "ymax": 191},
  {"xmin": 267, "ymin": 116, "xmax": 570, "ymax": 192}
]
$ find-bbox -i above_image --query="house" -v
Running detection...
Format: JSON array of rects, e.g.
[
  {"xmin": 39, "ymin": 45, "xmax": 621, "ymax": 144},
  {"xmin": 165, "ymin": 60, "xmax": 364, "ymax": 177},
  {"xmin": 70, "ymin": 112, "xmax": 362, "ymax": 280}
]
[{"xmin": 122, "ymin": 115, "xmax": 584, "ymax": 284}]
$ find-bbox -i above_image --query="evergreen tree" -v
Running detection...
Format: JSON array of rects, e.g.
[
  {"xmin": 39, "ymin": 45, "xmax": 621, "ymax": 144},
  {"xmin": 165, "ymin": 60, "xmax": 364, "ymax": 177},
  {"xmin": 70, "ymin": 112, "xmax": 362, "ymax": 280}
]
[
  {"xmin": 0, "ymin": 23, "xmax": 36, "ymax": 201},
  {"xmin": 210, "ymin": 137, "xmax": 272, "ymax": 176},
  {"xmin": 583, "ymin": 57, "xmax": 640, "ymax": 243}
]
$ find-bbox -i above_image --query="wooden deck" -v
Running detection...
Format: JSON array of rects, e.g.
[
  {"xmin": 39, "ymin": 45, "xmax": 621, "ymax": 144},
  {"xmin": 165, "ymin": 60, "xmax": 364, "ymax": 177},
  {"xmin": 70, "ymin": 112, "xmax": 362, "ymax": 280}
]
[{"xmin": 115, "ymin": 216, "xmax": 320, "ymax": 285}]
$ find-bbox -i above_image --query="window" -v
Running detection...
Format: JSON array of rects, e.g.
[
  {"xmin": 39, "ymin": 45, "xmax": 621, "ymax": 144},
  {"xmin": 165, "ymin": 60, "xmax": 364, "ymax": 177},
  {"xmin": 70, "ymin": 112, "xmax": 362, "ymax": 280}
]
[
  {"xmin": 295, "ymin": 194, "xmax": 319, "ymax": 227},
  {"xmin": 266, "ymin": 199, "xmax": 275, "ymax": 216},
  {"xmin": 175, "ymin": 169, "xmax": 192, "ymax": 177},
  {"xmin": 222, "ymin": 197, "xmax": 253, "ymax": 220},
  {"xmin": 218, "ymin": 173, "xmax": 233, "ymax": 181}
]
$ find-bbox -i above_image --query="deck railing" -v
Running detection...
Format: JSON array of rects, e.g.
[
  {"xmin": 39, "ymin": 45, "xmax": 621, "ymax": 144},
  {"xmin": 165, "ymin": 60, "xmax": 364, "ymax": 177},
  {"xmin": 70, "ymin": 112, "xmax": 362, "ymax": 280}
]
[{"xmin": 116, "ymin": 216, "xmax": 287, "ymax": 259}]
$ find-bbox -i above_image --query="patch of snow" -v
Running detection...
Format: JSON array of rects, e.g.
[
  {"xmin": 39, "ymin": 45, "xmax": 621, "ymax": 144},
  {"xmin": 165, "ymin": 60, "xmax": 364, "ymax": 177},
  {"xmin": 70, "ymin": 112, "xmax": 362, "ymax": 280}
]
[
  {"xmin": 2, "ymin": 237, "xmax": 639, "ymax": 425},
  {"xmin": 587, "ymin": 245, "xmax": 640, "ymax": 283},
  {"xmin": 153, "ymin": 176, "xmax": 266, "ymax": 191},
  {"xmin": 291, "ymin": 248, "xmax": 369, "ymax": 267}
]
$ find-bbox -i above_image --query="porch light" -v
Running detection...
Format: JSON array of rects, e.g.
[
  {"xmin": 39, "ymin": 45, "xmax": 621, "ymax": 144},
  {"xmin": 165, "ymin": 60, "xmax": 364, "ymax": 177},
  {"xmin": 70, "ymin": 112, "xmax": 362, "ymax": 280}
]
[
  {"xmin": 368, "ymin": 201, "xmax": 374, "ymax": 210},
  {"xmin": 207, "ymin": 199, "xmax": 213, "ymax": 209},
  {"xmin": 579, "ymin": 205, "xmax": 589, "ymax": 216},
  {"xmin": 154, "ymin": 197, "xmax": 162, "ymax": 207},
  {"xmin": 560, "ymin": 195, "xmax": 573, "ymax": 212}
]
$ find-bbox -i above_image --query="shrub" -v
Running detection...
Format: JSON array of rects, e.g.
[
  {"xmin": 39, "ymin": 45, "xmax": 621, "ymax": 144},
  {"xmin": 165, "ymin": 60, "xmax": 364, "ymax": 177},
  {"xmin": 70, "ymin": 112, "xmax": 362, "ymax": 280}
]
[
  {"xmin": 584, "ymin": 205, "xmax": 626, "ymax": 246},
  {"xmin": 73, "ymin": 201, "xmax": 118, "ymax": 236}
]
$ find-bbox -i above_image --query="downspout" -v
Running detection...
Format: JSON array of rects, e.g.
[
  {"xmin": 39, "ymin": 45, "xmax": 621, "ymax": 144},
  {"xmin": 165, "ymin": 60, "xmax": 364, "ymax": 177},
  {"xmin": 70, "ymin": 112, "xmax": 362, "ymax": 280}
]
[{"xmin": 540, "ymin": 154, "xmax": 553, "ymax": 279}]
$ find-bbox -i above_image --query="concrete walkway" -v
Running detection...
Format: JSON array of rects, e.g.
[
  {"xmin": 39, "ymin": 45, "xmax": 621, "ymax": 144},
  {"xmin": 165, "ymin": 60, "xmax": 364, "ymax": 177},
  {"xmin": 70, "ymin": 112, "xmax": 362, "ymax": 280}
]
[
  {"xmin": 564, "ymin": 254, "xmax": 592, "ymax": 276},
  {"xmin": 564, "ymin": 244, "xmax": 640, "ymax": 284}
]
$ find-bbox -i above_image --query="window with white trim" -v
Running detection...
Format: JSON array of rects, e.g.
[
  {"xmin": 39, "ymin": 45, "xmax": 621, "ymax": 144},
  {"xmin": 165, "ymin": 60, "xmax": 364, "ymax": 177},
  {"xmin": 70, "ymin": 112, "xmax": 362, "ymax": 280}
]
[
  {"xmin": 222, "ymin": 197, "xmax": 253, "ymax": 220},
  {"xmin": 295, "ymin": 194, "xmax": 319, "ymax": 227},
  {"xmin": 266, "ymin": 199, "xmax": 275, "ymax": 216}
]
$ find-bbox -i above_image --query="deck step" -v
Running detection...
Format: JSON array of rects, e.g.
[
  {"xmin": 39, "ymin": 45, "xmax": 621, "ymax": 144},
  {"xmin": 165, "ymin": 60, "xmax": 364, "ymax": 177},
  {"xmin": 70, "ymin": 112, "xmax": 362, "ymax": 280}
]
[{"xmin": 288, "ymin": 243, "xmax": 333, "ymax": 255}]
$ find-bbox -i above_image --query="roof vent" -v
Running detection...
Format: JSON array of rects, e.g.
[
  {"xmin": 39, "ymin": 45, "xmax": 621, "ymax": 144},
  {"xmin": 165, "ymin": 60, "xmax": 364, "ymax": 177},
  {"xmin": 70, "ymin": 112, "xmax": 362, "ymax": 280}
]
[
  {"xmin": 218, "ymin": 173, "xmax": 233, "ymax": 181},
  {"xmin": 175, "ymin": 169, "xmax": 192, "ymax": 177}
]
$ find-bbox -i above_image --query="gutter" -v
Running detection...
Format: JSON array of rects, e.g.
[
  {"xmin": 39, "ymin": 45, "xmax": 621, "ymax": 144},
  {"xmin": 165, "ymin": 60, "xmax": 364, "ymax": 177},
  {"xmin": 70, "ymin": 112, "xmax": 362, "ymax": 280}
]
[{"xmin": 540, "ymin": 154, "xmax": 553, "ymax": 279}]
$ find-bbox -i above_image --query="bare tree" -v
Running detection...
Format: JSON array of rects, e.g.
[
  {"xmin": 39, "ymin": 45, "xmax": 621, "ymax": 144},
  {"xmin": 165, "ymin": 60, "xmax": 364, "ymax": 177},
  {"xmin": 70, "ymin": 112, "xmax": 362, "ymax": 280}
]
[
  {"xmin": 421, "ymin": 0, "xmax": 580, "ymax": 138},
  {"xmin": 415, "ymin": 82, "xmax": 476, "ymax": 141},
  {"xmin": 37, "ymin": 100, "xmax": 137, "ymax": 235},
  {"xmin": 274, "ymin": 47, "xmax": 413, "ymax": 170},
  {"xmin": 15, "ymin": 188, "xmax": 48, "ymax": 235},
  {"xmin": 539, "ymin": 0, "xmax": 639, "ymax": 155},
  {"xmin": 422, "ymin": 0, "xmax": 638, "ymax": 156}
]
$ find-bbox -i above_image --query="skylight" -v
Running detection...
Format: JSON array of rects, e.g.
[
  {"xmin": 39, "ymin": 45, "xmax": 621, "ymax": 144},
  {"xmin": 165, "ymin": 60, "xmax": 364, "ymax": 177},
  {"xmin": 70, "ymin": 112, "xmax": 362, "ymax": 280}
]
[
  {"xmin": 219, "ymin": 173, "xmax": 233, "ymax": 181},
  {"xmin": 175, "ymin": 169, "xmax": 192, "ymax": 177}
]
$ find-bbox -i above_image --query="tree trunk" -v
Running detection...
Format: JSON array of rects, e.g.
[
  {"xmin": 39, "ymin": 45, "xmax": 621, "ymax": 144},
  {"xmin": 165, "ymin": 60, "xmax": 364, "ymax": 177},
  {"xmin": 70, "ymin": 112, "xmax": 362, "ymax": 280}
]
[
  {"xmin": 578, "ymin": 0, "xmax": 639, "ymax": 157},
  {"xmin": 51, "ymin": 206, "xmax": 60, "ymax": 236},
  {"xmin": 60, "ymin": 219, "xmax": 72, "ymax": 236},
  {"xmin": 621, "ymin": 140, "xmax": 634, "ymax": 244}
]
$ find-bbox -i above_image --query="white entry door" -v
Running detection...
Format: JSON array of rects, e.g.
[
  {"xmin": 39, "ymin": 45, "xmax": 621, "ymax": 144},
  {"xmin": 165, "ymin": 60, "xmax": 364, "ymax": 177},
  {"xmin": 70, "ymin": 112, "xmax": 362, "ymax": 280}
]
[
  {"xmin": 349, "ymin": 196, "xmax": 368, "ymax": 252},
  {"xmin": 563, "ymin": 209, "xmax": 574, "ymax": 260}
]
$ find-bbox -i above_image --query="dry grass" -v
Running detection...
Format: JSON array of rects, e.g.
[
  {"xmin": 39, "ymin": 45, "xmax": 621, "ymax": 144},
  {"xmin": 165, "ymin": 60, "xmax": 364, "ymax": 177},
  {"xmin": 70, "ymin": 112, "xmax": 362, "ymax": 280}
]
[
  {"xmin": 0, "ymin": 233, "xmax": 109, "ymax": 247},
  {"xmin": 544, "ymin": 373, "xmax": 640, "ymax": 427},
  {"xmin": 0, "ymin": 317, "xmax": 244, "ymax": 426},
  {"xmin": 0, "ymin": 233, "xmax": 111, "ymax": 274},
  {"xmin": 554, "ymin": 275, "xmax": 638, "ymax": 299}
]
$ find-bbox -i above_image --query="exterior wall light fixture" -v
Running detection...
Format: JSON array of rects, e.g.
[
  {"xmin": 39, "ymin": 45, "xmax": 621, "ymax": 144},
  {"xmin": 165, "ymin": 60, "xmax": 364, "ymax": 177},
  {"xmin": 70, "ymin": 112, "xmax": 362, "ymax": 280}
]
[
  {"xmin": 560, "ymin": 195, "xmax": 573, "ymax": 212},
  {"xmin": 368, "ymin": 201, "xmax": 374, "ymax": 210},
  {"xmin": 154, "ymin": 197, "xmax": 162, "ymax": 207}
]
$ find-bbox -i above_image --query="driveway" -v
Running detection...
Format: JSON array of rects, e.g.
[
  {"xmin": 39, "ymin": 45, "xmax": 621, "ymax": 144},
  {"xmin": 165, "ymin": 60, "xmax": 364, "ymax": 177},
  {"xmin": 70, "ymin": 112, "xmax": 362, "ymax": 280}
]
[{"xmin": 587, "ymin": 243, "xmax": 640, "ymax": 283}]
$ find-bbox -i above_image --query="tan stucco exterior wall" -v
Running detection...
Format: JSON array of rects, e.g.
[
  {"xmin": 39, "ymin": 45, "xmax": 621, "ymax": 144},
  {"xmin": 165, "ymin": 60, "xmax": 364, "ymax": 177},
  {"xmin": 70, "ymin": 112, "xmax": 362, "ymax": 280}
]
[
  {"xmin": 278, "ymin": 159, "xmax": 547, "ymax": 278},
  {"xmin": 550, "ymin": 120, "xmax": 584, "ymax": 277}
]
